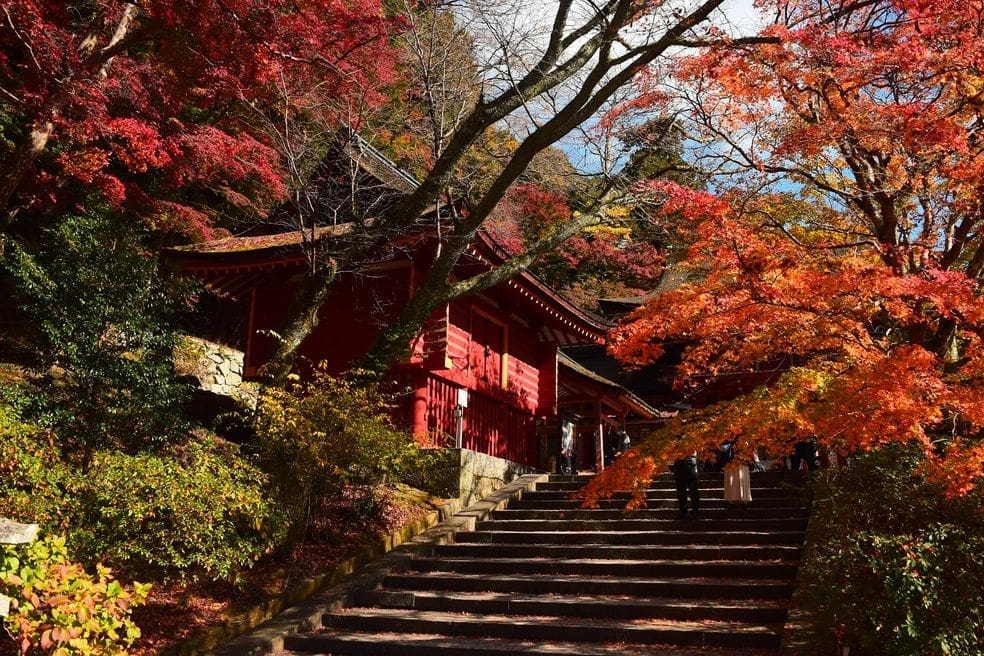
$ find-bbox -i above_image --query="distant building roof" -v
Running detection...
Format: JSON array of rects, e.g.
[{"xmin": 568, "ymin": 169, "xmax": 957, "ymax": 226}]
[
  {"xmin": 596, "ymin": 266, "xmax": 704, "ymax": 317},
  {"xmin": 342, "ymin": 132, "xmax": 420, "ymax": 193},
  {"xmin": 561, "ymin": 342, "xmax": 678, "ymax": 402}
]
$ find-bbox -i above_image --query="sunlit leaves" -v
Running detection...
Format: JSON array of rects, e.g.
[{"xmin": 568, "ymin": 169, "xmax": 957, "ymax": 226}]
[
  {"xmin": 0, "ymin": 0, "xmax": 398, "ymax": 236},
  {"xmin": 611, "ymin": 177, "xmax": 984, "ymax": 496}
]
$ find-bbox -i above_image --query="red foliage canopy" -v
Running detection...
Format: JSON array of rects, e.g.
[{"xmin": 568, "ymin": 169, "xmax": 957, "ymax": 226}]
[
  {"xmin": 0, "ymin": 0, "xmax": 398, "ymax": 238},
  {"xmin": 585, "ymin": 0, "xmax": 984, "ymax": 501},
  {"xmin": 488, "ymin": 182, "xmax": 665, "ymax": 307}
]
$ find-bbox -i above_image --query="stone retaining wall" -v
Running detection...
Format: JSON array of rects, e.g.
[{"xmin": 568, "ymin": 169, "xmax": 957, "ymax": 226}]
[
  {"xmin": 415, "ymin": 448, "xmax": 537, "ymax": 506},
  {"xmin": 175, "ymin": 336, "xmax": 253, "ymax": 403}
]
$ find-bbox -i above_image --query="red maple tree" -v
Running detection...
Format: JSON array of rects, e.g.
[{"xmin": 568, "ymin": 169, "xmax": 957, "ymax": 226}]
[
  {"xmin": 584, "ymin": 0, "xmax": 984, "ymax": 501},
  {"xmin": 486, "ymin": 181, "xmax": 666, "ymax": 309},
  {"xmin": 0, "ymin": 0, "xmax": 397, "ymax": 238}
]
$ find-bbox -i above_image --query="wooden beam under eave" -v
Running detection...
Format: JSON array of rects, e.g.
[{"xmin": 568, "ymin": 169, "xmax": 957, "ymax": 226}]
[{"xmin": 557, "ymin": 395, "xmax": 602, "ymax": 404}]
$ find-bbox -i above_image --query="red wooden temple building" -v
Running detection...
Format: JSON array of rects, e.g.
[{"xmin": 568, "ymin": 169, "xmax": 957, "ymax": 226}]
[
  {"xmin": 169, "ymin": 226, "xmax": 658, "ymax": 471},
  {"xmin": 167, "ymin": 134, "xmax": 660, "ymax": 470}
]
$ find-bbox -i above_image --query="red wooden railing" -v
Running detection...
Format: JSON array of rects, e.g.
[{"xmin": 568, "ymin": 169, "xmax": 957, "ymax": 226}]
[{"xmin": 425, "ymin": 374, "xmax": 537, "ymax": 466}]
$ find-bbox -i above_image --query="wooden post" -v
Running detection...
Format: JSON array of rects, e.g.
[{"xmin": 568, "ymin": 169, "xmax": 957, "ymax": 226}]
[
  {"xmin": 1, "ymin": 518, "xmax": 39, "ymax": 617},
  {"xmin": 595, "ymin": 401, "xmax": 604, "ymax": 472}
]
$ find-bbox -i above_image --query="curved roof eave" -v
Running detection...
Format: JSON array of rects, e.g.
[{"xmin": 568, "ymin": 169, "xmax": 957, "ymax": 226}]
[
  {"xmin": 472, "ymin": 230, "xmax": 614, "ymax": 338},
  {"xmin": 558, "ymin": 351, "xmax": 660, "ymax": 419}
]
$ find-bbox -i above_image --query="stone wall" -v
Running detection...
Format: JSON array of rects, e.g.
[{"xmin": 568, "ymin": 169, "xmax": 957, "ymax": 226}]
[
  {"xmin": 1, "ymin": 518, "xmax": 38, "ymax": 617},
  {"xmin": 413, "ymin": 448, "xmax": 537, "ymax": 506},
  {"xmin": 174, "ymin": 336, "xmax": 253, "ymax": 404}
]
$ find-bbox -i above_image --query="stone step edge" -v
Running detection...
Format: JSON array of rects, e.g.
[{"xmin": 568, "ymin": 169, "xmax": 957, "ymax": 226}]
[
  {"xmin": 354, "ymin": 590, "xmax": 791, "ymax": 622},
  {"xmin": 285, "ymin": 630, "xmax": 776, "ymax": 656},
  {"xmin": 171, "ymin": 472, "xmax": 549, "ymax": 656},
  {"xmin": 358, "ymin": 589, "xmax": 793, "ymax": 608},
  {"xmin": 325, "ymin": 607, "xmax": 784, "ymax": 633}
]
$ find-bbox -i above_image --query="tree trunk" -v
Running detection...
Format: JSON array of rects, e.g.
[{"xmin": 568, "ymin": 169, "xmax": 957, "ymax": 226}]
[
  {"xmin": 360, "ymin": 280, "xmax": 452, "ymax": 376},
  {"xmin": 257, "ymin": 262, "xmax": 339, "ymax": 383},
  {"xmin": 0, "ymin": 117, "xmax": 57, "ymax": 228}
]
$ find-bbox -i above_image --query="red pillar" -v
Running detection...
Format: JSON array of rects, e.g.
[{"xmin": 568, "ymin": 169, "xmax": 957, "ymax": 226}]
[{"xmin": 412, "ymin": 370, "xmax": 428, "ymax": 439}]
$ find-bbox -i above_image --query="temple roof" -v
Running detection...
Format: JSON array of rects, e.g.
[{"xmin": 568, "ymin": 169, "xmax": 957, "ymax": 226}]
[
  {"xmin": 166, "ymin": 129, "xmax": 613, "ymax": 343},
  {"xmin": 167, "ymin": 221, "xmax": 613, "ymax": 342},
  {"xmin": 558, "ymin": 351, "xmax": 662, "ymax": 420},
  {"xmin": 596, "ymin": 266, "xmax": 704, "ymax": 317},
  {"xmin": 172, "ymin": 224, "xmax": 353, "ymax": 257},
  {"xmin": 341, "ymin": 133, "xmax": 420, "ymax": 193},
  {"xmin": 469, "ymin": 231, "xmax": 613, "ymax": 339}
]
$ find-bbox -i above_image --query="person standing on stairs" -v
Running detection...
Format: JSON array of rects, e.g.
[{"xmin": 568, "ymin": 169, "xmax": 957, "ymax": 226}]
[
  {"xmin": 559, "ymin": 419, "xmax": 575, "ymax": 475},
  {"xmin": 615, "ymin": 429, "xmax": 631, "ymax": 458},
  {"xmin": 722, "ymin": 440, "xmax": 752, "ymax": 509},
  {"xmin": 672, "ymin": 452, "xmax": 700, "ymax": 520},
  {"xmin": 790, "ymin": 437, "xmax": 819, "ymax": 471}
]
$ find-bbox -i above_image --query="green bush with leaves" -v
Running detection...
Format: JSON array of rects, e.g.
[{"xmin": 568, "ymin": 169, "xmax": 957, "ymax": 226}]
[
  {"xmin": 803, "ymin": 444, "xmax": 984, "ymax": 656},
  {"xmin": 2, "ymin": 395, "xmax": 284, "ymax": 581},
  {"xmin": 0, "ymin": 401, "xmax": 80, "ymax": 535},
  {"xmin": 395, "ymin": 447, "xmax": 462, "ymax": 498},
  {"xmin": 252, "ymin": 367, "xmax": 417, "ymax": 545},
  {"xmin": 4, "ymin": 210, "xmax": 191, "ymax": 464},
  {"xmin": 73, "ymin": 438, "xmax": 287, "ymax": 581},
  {"xmin": 1, "ymin": 535, "xmax": 150, "ymax": 656}
]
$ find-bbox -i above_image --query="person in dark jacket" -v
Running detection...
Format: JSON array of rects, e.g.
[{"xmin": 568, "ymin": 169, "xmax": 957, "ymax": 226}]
[
  {"xmin": 791, "ymin": 438, "xmax": 819, "ymax": 471},
  {"xmin": 673, "ymin": 452, "xmax": 700, "ymax": 520}
]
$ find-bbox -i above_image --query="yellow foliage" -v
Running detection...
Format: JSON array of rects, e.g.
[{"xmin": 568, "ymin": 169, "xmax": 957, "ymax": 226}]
[
  {"xmin": 603, "ymin": 204, "xmax": 632, "ymax": 219},
  {"xmin": 584, "ymin": 224, "xmax": 631, "ymax": 238}
]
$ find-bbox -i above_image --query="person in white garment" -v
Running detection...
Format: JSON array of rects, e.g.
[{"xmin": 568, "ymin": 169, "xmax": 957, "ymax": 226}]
[
  {"xmin": 721, "ymin": 440, "xmax": 752, "ymax": 509},
  {"xmin": 559, "ymin": 420, "xmax": 575, "ymax": 475}
]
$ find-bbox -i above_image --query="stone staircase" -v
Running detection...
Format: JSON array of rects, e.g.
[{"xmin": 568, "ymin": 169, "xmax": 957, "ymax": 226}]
[{"xmin": 282, "ymin": 470, "xmax": 809, "ymax": 655}]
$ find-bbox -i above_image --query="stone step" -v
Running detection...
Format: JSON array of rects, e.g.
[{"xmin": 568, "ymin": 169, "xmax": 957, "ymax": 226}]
[
  {"xmin": 408, "ymin": 556, "xmax": 798, "ymax": 580},
  {"xmin": 456, "ymin": 529, "xmax": 807, "ymax": 546},
  {"xmin": 382, "ymin": 572, "xmax": 795, "ymax": 599},
  {"xmin": 547, "ymin": 474, "xmax": 599, "ymax": 483},
  {"xmin": 316, "ymin": 608, "xmax": 783, "ymax": 649},
  {"xmin": 509, "ymin": 498, "xmax": 804, "ymax": 510},
  {"xmin": 493, "ymin": 508, "xmax": 810, "ymax": 520},
  {"xmin": 283, "ymin": 631, "xmax": 778, "ymax": 656},
  {"xmin": 660, "ymin": 472, "xmax": 806, "ymax": 484},
  {"xmin": 435, "ymin": 543, "xmax": 802, "ymax": 561},
  {"xmin": 522, "ymin": 489, "xmax": 796, "ymax": 501},
  {"xmin": 545, "ymin": 471, "xmax": 805, "ymax": 484},
  {"xmin": 536, "ymin": 480, "xmax": 791, "ymax": 492},
  {"xmin": 274, "ymin": 467, "xmax": 809, "ymax": 656},
  {"xmin": 474, "ymin": 518, "xmax": 809, "ymax": 532},
  {"xmin": 538, "ymin": 473, "xmax": 806, "ymax": 488},
  {"xmin": 356, "ymin": 589, "xmax": 790, "ymax": 623},
  {"xmin": 534, "ymin": 481, "xmax": 711, "ymax": 492}
]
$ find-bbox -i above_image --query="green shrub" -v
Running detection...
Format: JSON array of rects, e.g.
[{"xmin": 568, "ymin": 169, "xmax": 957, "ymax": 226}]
[
  {"xmin": 0, "ymin": 397, "xmax": 82, "ymax": 536},
  {"xmin": 1, "ymin": 535, "xmax": 150, "ymax": 656},
  {"xmin": 804, "ymin": 444, "xmax": 984, "ymax": 655},
  {"xmin": 395, "ymin": 447, "xmax": 461, "ymax": 498},
  {"xmin": 2, "ymin": 397, "xmax": 285, "ymax": 582},
  {"xmin": 74, "ymin": 438, "xmax": 287, "ymax": 581},
  {"xmin": 252, "ymin": 367, "xmax": 417, "ymax": 545},
  {"xmin": 4, "ymin": 210, "xmax": 192, "ymax": 463},
  {"xmin": 0, "ymin": 415, "xmax": 79, "ymax": 537}
]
